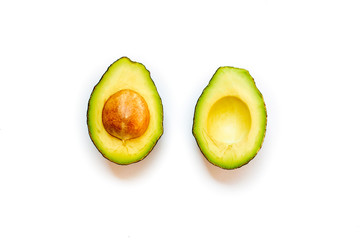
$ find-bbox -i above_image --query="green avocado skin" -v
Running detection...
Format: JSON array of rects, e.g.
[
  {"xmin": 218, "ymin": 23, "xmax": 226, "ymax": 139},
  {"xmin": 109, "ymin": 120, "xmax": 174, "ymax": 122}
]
[
  {"xmin": 87, "ymin": 57, "xmax": 163, "ymax": 165},
  {"xmin": 192, "ymin": 67, "xmax": 267, "ymax": 170}
]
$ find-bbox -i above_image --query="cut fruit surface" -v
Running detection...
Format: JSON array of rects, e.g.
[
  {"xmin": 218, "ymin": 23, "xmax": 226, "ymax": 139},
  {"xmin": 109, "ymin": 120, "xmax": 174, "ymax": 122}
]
[
  {"xmin": 193, "ymin": 67, "xmax": 267, "ymax": 169},
  {"xmin": 87, "ymin": 57, "xmax": 163, "ymax": 165}
]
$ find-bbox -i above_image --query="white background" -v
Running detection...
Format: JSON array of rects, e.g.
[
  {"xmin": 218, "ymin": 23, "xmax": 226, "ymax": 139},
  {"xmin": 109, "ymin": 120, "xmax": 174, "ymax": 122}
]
[{"xmin": 1, "ymin": 0, "xmax": 360, "ymax": 239}]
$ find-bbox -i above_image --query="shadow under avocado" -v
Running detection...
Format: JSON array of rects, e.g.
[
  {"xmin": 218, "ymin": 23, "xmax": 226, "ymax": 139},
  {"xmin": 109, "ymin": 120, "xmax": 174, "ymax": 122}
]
[
  {"xmin": 105, "ymin": 138, "xmax": 163, "ymax": 180},
  {"xmin": 196, "ymin": 144, "xmax": 262, "ymax": 184}
]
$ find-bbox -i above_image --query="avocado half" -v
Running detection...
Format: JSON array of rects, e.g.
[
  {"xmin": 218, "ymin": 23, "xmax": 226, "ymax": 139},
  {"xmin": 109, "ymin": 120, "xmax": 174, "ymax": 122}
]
[
  {"xmin": 87, "ymin": 57, "xmax": 163, "ymax": 165},
  {"xmin": 193, "ymin": 67, "xmax": 267, "ymax": 169}
]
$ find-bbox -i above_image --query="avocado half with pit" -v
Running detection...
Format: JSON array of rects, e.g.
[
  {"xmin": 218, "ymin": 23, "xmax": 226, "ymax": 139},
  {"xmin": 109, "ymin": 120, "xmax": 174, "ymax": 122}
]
[
  {"xmin": 193, "ymin": 67, "xmax": 267, "ymax": 169},
  {"xmin": 87, "ymin": 57, "xmax": 163, "ymax": 165}
]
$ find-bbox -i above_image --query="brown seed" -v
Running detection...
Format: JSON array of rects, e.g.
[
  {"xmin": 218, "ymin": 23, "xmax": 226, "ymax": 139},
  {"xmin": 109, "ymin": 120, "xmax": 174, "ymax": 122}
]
[{"xmin": 102, "ymin": 89, "xmax": 150, "ymax": 140}]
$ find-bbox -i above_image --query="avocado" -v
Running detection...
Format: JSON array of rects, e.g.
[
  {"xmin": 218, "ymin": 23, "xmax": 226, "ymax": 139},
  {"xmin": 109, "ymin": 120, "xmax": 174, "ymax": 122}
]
[
  {"xmin": 87, "ymin": 57, "xmax": 163, "ymax": 165},
  {"xmin": 193, "ymin": 67, "xmax": 267, "ymax": 169}
]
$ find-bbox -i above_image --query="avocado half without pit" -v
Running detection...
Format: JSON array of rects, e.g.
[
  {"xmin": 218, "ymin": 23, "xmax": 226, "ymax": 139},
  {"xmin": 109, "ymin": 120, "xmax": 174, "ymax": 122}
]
[
  {"xmin": 87, "ymin": 57, "xmax": 163, "ymax": 165},
  {"xmin": 193, "ymin": 67, "xmax": 267, "ymax": 169}
]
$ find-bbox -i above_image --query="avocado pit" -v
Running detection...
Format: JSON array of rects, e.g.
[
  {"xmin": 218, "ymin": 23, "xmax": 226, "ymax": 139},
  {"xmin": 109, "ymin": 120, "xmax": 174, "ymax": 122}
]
[{"xmin": 102, "ymin": 89, "xmax": 150, "ymax": 140}]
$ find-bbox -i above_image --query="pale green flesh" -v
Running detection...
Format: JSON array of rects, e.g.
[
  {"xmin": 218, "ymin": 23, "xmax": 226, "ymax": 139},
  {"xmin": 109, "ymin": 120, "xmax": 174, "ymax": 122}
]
[
  {"xmin": 87, "ymin": 57, "xmax": 163, "ymax": 165},
  {"xmin": 193, "ymin": 67, "xmax": 266, "ymax": 169}
]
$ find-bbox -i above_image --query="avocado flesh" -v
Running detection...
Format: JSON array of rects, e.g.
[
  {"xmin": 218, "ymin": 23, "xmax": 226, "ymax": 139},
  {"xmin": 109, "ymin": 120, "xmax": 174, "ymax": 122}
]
[
  {"xmin": 87, "ymin": 57, "xmax": 163, "ymax": 165},
  {"xmin": 193, "ymin": 67, "xmax": 266, "ymax": 169}
]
